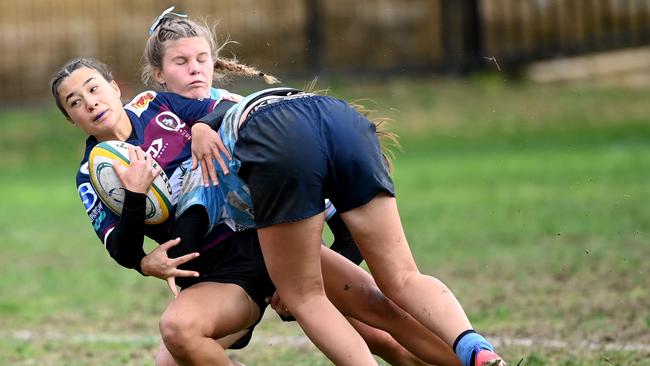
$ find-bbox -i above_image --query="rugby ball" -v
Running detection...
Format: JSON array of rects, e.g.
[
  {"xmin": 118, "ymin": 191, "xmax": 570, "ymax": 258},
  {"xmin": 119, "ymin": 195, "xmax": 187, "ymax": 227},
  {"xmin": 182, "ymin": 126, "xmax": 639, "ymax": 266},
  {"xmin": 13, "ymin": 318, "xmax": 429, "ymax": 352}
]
[{"xmin": 88, "ymin": 140, "xmax": 173, "ymax": 225}]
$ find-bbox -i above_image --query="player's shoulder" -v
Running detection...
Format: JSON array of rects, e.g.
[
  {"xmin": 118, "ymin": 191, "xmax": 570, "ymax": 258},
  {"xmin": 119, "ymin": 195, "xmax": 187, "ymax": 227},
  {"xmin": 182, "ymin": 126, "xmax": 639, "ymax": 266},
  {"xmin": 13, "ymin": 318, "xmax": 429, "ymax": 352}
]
[
  {"xmin": 124, "ymin": 90, "xmax": 161, "ymax": 117},
  {"xmin": 210, "ymin": 87, "xmax": 243, "ymax": 103},
  {"xmin": 75, "ymin": 156, "xmax": 102, "ymax": 224},
  {"xmin": 76, "ymin": 136, "xmax": 97, "ymax": 184}
]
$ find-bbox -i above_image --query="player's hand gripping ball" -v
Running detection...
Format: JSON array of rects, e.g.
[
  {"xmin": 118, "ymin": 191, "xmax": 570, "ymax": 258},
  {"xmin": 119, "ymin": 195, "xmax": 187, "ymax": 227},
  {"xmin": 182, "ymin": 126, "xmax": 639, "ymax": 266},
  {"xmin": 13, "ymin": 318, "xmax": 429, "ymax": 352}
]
[{"xmin": 89, "ymin": 141, "xmax": 173, "ymax": 225}]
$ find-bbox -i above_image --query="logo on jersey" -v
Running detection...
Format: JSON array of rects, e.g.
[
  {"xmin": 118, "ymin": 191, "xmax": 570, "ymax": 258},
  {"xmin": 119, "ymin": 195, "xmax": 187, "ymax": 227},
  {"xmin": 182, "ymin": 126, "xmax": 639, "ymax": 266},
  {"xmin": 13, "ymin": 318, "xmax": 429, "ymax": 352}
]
[
  {"xmin": 155, "ymin": 111, "xmax": 186, "ymax": 132},
  {"xmin": 125, "ymin": 91, "xmax": 157, "ymax": 117},
  {"xmin": 79, "ymin": 162, "xmax": 89, "ymax": 175},
  {"xmin": 92, "ymin": 210, "xmax": 107, "ymax": 231},
  {"xmin": 78, "ymin": 183, "xmax": 97, "ymax": 212},
  {"xmin": 146, "ymin": 138, "xmax": 166, "ymax": 159}
]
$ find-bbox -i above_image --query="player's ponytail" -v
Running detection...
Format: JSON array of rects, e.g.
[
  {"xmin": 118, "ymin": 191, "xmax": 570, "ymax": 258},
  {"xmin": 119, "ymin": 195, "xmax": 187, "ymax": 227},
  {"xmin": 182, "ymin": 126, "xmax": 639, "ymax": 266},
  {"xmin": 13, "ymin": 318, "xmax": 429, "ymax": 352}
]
[{"xmin": 213, "ymin": 57, "xmax": 280, "ymax": 85}]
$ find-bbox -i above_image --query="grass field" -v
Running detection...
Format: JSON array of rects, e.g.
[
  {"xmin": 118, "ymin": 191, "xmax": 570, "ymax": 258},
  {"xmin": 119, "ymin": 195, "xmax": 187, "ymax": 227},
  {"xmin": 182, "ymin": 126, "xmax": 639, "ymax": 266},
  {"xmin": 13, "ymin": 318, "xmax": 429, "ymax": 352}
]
[{"xmin": 1, "ymin": 75, "xmax": 649, "ymax": 365}]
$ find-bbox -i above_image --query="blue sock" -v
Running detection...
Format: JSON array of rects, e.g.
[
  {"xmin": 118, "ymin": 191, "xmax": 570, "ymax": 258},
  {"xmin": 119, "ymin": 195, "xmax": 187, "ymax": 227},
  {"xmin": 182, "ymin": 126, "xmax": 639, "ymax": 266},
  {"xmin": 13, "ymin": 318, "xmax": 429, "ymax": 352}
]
[{"xmin": 453, "ymin": 329, "xmax": 494, "ymax": 366}]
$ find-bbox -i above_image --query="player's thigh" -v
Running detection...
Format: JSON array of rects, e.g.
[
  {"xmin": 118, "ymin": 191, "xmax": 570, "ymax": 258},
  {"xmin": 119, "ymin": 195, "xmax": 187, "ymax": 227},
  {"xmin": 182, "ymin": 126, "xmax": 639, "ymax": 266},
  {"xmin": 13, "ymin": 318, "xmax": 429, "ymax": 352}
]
[
  {"xmin": 340, "ymin": 194, "xmax": 419, "ymax": 289},
  {"xmin": 257, "ymin": 214, "xmax": 326, "ymax": 303},
  {"xmin": 165, "ymin": 282, "xmax": 260, "ymax": 338},
  {"xmin": 214, "ymin": 329, "xmax": 250, "ymax": 349}
]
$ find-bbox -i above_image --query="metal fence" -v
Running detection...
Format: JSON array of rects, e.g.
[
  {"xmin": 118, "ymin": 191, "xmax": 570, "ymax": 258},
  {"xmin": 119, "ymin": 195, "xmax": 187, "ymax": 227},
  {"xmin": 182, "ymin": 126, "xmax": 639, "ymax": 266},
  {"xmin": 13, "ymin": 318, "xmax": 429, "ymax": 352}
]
[{"xmin": 1, "ymin": 0, "xmax": 649, "ymax": 104}]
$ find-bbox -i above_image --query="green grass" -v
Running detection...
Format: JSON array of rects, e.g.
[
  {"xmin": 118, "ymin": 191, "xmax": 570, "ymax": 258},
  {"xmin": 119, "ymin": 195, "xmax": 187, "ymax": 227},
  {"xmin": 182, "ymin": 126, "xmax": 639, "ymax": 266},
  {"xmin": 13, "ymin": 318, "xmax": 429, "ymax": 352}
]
[{"xmin": 2, "ymin": 76, "xmax": 650, "ymax": 365}]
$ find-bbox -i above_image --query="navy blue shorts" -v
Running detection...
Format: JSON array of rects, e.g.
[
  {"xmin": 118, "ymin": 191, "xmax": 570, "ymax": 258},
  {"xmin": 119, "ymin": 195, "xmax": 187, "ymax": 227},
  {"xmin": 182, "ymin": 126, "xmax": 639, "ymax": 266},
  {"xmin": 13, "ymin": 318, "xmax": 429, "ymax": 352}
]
[{"xmin": 234, "ymin": 95, "xmax": 395, "ymax": 228}]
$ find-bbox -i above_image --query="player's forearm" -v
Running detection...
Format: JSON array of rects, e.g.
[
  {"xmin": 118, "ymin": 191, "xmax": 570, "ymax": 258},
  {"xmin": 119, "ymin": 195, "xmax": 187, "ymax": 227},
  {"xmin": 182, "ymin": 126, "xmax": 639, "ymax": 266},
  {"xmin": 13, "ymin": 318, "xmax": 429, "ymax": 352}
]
[
  {"xmin": 105, "ymin": 190, "xmax": 147, "ymax": 274},
  {"xmin": 167, "ymin": 205, "xmax": 209, "ymax": 260},
  {"xmin": 195, "ymin": 100, "xmax": 237, "ymax": 131}
]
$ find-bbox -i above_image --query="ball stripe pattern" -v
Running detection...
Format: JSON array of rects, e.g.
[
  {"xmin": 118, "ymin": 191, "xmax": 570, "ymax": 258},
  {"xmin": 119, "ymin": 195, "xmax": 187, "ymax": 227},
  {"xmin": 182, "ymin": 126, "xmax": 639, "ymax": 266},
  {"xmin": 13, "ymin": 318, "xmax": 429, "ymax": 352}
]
[{"xmin": 88, "ymin": 141, "xmax": 173, "ymax": 225}]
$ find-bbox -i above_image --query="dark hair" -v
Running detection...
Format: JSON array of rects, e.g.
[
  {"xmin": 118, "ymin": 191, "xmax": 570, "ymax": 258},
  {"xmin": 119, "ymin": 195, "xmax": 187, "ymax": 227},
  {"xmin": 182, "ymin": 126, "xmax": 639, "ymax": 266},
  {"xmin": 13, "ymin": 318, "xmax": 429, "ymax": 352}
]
[{"xmin": 50, "ymin": 58, "xmax": 113, "ymax": 119}]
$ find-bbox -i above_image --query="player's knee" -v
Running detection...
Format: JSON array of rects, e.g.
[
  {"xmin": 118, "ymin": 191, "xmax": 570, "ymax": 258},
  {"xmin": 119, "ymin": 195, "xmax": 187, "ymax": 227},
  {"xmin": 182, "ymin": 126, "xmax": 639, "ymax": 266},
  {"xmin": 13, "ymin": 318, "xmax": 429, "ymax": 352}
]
[
  {"xmin": 375, "ymin": 268, "xmax": 418, "ymax": 299},
  {"xmin": 278, "ymin": 277, "xmax": 325, "ymax": 309},
  {"xmin": 159, "ymin": 309, "xmax": 199, "ymax": 355}
]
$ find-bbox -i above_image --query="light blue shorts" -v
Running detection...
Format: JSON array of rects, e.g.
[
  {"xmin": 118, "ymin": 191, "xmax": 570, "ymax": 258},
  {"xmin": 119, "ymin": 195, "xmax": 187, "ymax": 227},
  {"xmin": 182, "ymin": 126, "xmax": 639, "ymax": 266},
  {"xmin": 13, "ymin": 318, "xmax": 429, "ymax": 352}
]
[{"xmin": 175, "ymin": 159, "xmax": 256, "ymax": 233}]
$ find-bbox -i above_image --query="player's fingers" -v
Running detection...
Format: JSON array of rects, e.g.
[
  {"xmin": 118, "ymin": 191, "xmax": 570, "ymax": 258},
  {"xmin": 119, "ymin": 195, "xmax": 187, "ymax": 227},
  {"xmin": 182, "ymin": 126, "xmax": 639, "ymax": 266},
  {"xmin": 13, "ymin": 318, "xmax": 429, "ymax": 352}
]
[
  {"xmin": 151, "ymin": 163, "xmax": 162, "ymax": 178},
  {"xmin": 212, "ymin": 149, "xmax": 229, "ymax": 176},
  {"xmin": 111, "ymin": 160, "xmax": 126, "ymax": 179},
  {"xmin": 205, "ymin": 158, "xmax": 219, "ymax": 186},
  {"xmin": 111, "ymin": 159, "xmax": 123, "ymax": 173},
  {"xmin": 160, "ymin": 237, "xmax": 182, "ymax": 251},
  {"xmin": 200, "ymin": 160, "xmax": 211, "ymax": 187},
  {"xmin": 191, "ymin": 152, "xmax": 198, "ymax": 170},
  {"xmin": 166, "ymin": 277, "xmax": 179, "ymax": 298},
  {"xmin": 134, "ymin": 146, "xmax": 146, "ymax": 162},
  {"xmin": 126, "ymin": 146, "xmax": 138, "ymax": 163},
  {"xmin": 173, "ymin": 252, "xmax": 200, "ymax": 266},
  {"xmin": 134, "ymin": 145, "xmax": 145, "ymax": 158},
  {"xmin": 270, "ymin": 297, "xmax": 290, "ymax": 317},
  {"xmin": 277, "ymin": 307, "xmax": 290, "ymax": 317},
  {"xmin": 269, "ymin": 291, "xmax": 281, "ymax": 307},
  {"xmin": 175, "ymin": 269, "xmax": 200, "ymax": 278},
  {"xmin": 214, "ymin": 138, "xmax": 232, "ymax": 161}
]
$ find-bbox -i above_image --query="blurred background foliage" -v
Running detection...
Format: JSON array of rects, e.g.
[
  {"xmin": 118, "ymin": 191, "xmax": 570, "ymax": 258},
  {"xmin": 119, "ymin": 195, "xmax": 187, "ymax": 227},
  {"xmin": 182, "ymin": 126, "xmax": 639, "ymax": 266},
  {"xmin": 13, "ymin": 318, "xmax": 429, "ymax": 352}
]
[
  {"xmin": 2, "ymin": 0, "xmax": 650, "ymax": 104},
  {"xmin": 1, "ymin": 1, "xmax": 650, "ymax": 365}
]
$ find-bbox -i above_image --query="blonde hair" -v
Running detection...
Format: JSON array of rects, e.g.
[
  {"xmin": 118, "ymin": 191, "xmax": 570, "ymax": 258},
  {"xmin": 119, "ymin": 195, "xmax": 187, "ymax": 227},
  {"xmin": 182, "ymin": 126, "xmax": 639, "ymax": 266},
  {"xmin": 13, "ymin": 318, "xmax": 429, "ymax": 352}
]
[
  {"xmin": 350, "ymin": 101, "xmax": 401, "ymax": 172},
  {"xmin": 142, "ymin": 16, "xmax": 278, "ymax": 89}
]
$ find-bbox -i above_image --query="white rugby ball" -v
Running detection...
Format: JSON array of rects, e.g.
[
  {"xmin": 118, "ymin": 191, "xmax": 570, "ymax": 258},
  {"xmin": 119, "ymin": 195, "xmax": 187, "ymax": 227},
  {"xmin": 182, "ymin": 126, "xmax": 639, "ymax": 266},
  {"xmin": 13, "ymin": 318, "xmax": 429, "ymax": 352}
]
[{"xmin": 88, "ymin": 140, "xmax": 173, "ymax": 225}]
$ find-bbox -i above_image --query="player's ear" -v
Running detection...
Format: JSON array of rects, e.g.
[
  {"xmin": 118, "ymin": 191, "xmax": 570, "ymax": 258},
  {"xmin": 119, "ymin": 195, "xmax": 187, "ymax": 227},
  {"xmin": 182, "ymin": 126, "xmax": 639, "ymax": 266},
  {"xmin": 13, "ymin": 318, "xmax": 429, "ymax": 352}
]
[
  {"xmin": 153, "ymin": 68, "xmax": 166, "ymax": 86},
  {"xmin": 110, "ymin": 80, "xmax": 121, "ymax": 99}
]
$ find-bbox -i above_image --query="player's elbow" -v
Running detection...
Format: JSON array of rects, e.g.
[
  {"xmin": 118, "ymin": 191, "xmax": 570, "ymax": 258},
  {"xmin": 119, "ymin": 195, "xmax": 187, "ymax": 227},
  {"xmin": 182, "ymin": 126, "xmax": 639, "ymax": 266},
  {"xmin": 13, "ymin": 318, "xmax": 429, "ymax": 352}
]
[{"xmin": 106, "ymin": 242, "xmax": 138, "ymax": 270}]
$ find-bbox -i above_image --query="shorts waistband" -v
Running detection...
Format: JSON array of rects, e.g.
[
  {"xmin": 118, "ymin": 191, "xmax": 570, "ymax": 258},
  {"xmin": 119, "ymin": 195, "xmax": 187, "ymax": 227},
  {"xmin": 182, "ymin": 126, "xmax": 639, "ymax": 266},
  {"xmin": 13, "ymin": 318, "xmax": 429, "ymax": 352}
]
[{"xmin": 240, "ymin": 93, "xmax": 317, "ymax": 126}]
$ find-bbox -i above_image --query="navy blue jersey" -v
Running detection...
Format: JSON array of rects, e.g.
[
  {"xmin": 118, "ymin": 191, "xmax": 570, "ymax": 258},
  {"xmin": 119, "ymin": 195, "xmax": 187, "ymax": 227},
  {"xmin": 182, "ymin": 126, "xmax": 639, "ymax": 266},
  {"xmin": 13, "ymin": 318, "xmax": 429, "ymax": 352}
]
[{"xmin": 76, "ymin": 89, "xmax": 240, "ymax": 250}]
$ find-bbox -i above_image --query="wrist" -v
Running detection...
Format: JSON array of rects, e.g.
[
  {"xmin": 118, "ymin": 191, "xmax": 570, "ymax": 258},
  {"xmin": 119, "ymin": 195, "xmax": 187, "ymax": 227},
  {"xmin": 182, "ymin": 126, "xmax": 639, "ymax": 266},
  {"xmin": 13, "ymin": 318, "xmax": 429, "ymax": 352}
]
[
  {"xmin": 191, "ymin": 122, "xmax": 210, "ymax": 132},
  {"xmin": 134, "ymin": 253, "xmax": 147, "ymax": 276},
  {"xmin": 140, "ymin": 256, "xmax": 149, "ymax": 276}
]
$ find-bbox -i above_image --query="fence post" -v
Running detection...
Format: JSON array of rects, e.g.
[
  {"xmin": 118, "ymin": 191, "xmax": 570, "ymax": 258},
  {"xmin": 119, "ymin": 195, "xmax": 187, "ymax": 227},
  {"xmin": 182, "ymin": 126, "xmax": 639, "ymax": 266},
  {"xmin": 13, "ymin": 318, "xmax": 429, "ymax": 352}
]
[{"xmin": 441, "ymin": 0, "xmax": 484, "ymax": 74}]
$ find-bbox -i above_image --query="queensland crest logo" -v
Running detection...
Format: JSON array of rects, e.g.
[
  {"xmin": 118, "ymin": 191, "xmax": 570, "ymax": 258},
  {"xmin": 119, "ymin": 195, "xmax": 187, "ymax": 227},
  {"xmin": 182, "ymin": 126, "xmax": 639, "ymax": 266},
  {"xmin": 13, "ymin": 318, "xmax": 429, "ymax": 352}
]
[{"xmin": 155, "ymin": 111, "xmax": 186, "ymax": 132}]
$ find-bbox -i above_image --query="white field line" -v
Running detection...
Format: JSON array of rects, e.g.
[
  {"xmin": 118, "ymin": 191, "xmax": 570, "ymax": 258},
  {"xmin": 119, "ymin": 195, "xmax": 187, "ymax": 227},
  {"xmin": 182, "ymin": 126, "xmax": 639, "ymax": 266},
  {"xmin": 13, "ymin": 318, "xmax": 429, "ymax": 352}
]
[{"xmin": 2, "ymin": 330, "xmax": 650, "ymax": 353}]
